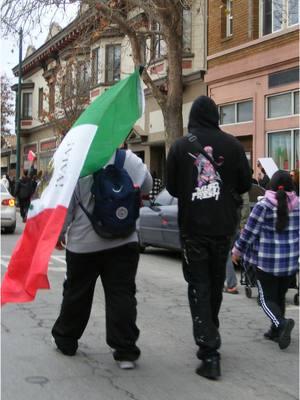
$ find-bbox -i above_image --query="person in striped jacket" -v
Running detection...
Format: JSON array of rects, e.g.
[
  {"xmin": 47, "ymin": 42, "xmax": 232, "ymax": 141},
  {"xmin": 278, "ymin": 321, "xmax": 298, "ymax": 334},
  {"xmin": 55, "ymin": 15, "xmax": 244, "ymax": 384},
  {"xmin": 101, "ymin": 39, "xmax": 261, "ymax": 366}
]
[{"xmin": 232, "ymin": 170, "xmax": 299, "ymax": 350}]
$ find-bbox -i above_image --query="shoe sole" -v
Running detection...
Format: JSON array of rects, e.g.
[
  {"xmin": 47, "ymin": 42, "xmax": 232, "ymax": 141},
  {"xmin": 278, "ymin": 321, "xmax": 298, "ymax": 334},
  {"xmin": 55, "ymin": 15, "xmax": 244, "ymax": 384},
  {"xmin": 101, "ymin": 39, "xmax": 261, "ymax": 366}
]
[
  {"xmin": 278, "ymin": 319, "xmax": 295, "ymax": 350},
  {"xmin": 117, "ymin": 361, "xmax": 136, "ymax": 370},
  {"xmin": 196, "ymin": 365, "xmax": 221, "ymax": 380}
]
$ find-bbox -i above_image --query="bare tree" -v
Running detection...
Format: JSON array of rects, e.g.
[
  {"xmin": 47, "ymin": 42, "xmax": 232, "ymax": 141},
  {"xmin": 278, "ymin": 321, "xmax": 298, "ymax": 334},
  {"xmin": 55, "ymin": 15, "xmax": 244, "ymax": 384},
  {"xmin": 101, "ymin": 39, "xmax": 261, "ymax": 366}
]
[
  {"xmin": 1, "ymin": 0, "xmax": 196, "ymax": 151},
  {"xmin": 40, "ymin": 48, "xmax": 91, "ymax": 140},
  {"xmin": 1, "ymin": 74, "xmax": 14, "ymax": 138}
]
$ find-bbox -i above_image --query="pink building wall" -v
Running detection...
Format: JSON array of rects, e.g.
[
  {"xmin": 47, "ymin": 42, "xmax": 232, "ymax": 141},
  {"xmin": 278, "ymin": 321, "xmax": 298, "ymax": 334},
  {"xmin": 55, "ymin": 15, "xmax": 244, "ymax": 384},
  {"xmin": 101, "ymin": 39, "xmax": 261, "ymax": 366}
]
[{"xmin": 205, "ymin": 40, "xmax": 299, "ymax": 173}]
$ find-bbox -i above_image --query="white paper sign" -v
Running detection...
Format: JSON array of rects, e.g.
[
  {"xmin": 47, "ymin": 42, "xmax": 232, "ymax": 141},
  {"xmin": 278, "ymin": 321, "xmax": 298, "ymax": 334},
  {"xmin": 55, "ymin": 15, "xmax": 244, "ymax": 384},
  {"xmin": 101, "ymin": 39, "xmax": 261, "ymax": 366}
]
[{"xmin": 258, "ymin": 158, "xmax": 279, "ymax": 178}]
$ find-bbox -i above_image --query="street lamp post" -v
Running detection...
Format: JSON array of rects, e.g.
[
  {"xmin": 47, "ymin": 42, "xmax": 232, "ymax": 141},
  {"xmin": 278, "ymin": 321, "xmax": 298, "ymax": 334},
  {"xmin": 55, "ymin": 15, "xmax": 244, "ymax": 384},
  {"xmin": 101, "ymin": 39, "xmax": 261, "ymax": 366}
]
[{"xmin": 16, "ymin": 27, "xmax": 23, "ymax": 180}]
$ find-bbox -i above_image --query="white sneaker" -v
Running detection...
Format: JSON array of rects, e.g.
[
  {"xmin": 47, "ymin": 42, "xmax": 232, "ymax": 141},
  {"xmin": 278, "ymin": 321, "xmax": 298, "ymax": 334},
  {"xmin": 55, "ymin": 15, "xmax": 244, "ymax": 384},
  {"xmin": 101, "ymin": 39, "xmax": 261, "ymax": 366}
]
[{"xmin": 117, "ymin": 361, "xmax": 136, "ymax": 370}]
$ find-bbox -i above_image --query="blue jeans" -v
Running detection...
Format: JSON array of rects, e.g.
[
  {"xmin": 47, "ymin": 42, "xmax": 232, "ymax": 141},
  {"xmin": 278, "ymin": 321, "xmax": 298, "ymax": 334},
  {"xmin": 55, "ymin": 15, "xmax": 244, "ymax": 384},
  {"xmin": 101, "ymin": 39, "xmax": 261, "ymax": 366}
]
[{"xmin": 225, "ymin": 252, "xmax": 238, "ymax": 289}]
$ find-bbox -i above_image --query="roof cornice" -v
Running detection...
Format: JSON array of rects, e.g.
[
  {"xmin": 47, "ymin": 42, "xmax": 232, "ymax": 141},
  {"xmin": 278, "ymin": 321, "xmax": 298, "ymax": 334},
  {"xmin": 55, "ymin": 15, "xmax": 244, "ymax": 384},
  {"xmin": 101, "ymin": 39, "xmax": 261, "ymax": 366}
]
[{"xmin": 12, "ymin": 8, "xmax": 98, "ymax": 77}]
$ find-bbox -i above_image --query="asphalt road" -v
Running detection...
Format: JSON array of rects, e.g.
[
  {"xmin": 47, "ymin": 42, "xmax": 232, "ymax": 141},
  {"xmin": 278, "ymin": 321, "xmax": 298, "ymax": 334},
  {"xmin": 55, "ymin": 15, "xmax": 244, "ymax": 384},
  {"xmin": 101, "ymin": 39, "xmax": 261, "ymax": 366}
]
[{"xmin": 1, "ymin": 214, "xmax": 299, "ymax": 400}]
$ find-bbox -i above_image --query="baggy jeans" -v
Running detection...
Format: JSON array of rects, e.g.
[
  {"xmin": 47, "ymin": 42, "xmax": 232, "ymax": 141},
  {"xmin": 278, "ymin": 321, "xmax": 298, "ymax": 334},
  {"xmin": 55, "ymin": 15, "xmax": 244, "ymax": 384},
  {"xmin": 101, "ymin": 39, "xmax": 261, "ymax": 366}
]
[{"xmin": 52, "ymin": 243, "xmax": 141, "ymax": 361}]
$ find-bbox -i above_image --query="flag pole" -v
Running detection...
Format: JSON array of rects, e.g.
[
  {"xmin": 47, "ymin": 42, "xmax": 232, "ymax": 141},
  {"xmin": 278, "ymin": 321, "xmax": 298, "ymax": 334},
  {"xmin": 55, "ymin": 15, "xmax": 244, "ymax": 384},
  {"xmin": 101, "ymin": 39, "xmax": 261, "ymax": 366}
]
[{"xmin": 16, "ymin": 27, "xmax": 23, "ymax": 181}]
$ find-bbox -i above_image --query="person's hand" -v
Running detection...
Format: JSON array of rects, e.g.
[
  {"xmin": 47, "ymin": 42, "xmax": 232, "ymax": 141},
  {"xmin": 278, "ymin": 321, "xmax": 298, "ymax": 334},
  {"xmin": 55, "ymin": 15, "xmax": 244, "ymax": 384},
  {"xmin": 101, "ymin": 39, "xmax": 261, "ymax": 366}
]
[
  {"xmin": 55, "ymin": 236, "xmax": 66, "ymax": 250},
  {"xmin": 231, "ymin": 253, "xmax": 240, "ymax": 265}
]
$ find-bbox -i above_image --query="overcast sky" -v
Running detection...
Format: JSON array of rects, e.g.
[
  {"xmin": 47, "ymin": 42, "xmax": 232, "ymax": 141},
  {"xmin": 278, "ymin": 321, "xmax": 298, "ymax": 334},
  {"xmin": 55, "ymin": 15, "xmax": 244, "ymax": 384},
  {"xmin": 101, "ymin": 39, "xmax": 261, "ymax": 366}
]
[
  {"xmin": 0, "ymin": 4, "xmax": 79, "ymax": 83},
  {"xmin": 0, "ymin": 4, "xmax": 79, "ymax": 132}
]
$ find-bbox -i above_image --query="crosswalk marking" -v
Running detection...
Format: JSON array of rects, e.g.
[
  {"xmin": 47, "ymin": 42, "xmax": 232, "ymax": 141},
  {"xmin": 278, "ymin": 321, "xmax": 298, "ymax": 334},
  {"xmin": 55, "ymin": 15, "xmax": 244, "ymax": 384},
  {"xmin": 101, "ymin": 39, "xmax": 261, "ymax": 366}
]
[{"xmin": 1, "ymin": 255, "xmax": 66, "ymax": 272}]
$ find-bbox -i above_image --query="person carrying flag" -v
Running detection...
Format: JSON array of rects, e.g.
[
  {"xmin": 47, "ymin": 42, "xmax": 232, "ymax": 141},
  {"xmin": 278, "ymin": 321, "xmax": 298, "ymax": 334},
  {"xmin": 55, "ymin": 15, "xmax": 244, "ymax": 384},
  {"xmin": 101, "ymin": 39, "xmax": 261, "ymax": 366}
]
[{"xmin": 52, "ymin": 148, "xmax": 152, "ymax": 370}]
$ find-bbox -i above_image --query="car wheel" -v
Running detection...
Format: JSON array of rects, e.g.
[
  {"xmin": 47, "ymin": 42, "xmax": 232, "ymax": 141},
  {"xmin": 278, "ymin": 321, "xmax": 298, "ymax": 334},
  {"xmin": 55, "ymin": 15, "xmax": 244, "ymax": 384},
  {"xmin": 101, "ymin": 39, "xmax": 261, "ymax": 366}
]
[
  {"xmin": 5, "ymin": 223, "xmax": 16, "ymax": 234},
  {"xmin": 139, "ymin": 244, "xmax": 146, "ymax": 253}
]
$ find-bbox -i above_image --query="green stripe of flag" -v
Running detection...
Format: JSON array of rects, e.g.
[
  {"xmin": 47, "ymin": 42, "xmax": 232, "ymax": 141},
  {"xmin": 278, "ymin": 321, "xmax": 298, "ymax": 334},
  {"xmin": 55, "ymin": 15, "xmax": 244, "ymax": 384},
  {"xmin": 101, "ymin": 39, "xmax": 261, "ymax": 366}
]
[{"xmin": 75, "ymin": 70, "xmax": 143, "ymax": 177}]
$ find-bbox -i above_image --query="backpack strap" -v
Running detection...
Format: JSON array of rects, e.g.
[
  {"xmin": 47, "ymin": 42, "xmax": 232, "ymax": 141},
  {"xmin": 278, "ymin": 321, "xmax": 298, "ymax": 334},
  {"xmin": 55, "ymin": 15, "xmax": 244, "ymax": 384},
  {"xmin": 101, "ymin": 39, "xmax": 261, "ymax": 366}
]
[
  {"xmin": 114, "ymin": 149, "xmax": 126, "ymax": 169},
  {"xmin": 186, "ymin": 133, "xmax": 220, "ymax": 170}
]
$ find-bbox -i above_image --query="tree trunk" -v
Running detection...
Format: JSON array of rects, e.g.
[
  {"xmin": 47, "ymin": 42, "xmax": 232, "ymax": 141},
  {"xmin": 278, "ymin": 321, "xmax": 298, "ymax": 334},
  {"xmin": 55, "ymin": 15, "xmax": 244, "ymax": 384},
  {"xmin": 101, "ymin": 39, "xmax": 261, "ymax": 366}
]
[{"xmin": 164, "ymin": 9, "xmax": 183, "ymax": 155}]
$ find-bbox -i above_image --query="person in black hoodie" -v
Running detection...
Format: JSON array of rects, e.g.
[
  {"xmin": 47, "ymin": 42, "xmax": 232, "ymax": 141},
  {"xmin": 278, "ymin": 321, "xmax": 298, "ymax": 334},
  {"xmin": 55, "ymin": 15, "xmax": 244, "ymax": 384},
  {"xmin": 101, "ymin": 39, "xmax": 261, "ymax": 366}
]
[
  {"xmin": 166, "ymin": 96, "xmax": 251, "ymax": 380},
  {"xmin": 14, "ymin": 170, "xmax": 33, "ymax": 222}
]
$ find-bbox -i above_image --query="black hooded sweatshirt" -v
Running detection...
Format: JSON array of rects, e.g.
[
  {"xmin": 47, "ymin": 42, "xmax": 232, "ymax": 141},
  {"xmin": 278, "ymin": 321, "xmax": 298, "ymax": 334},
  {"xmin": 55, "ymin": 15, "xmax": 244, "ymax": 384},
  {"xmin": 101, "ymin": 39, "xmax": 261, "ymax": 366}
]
[{"xmin": 166, "ymin": 96, "xmax": 252, "ymax": 237}]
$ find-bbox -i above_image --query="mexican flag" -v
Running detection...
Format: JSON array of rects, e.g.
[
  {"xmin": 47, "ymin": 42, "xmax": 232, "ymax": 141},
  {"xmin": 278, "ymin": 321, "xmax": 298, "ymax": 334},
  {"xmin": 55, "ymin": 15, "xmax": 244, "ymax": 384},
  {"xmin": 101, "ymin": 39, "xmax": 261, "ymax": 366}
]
[{"xmin": 1, "ymin": 70, "xmax": 144, "ymax": 305}]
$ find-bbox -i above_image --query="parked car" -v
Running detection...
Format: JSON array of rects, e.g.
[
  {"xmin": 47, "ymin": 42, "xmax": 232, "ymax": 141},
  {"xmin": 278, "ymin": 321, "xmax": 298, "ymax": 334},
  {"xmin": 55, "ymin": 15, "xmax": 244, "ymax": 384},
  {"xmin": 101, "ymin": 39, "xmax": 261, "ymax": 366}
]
[
  {"xmin": 1, "ymin": 183, "xmax": 16, "ymax": 233},
  {"xmin": 137, "ymin": 184, "xmax": 265, "ymax": 252},
  {"xmin": 138, "ymin": 188, "xmax": 180, "ymax": 252}
]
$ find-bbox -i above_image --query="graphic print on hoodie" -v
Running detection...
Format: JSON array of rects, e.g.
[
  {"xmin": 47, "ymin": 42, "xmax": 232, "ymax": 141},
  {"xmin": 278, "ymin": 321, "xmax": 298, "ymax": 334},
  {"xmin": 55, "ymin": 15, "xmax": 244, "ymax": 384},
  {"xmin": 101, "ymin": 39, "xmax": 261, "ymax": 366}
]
[{"xmin": 189, "ymin": 146, "xmax": 224, "ymax": 201}]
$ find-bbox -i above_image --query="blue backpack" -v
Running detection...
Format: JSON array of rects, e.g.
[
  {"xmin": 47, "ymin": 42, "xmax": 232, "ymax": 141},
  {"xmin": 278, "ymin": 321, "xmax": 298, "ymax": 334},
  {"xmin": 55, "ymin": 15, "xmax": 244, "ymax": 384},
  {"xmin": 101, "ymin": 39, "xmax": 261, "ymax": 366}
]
[{"xmin": 79, "ymin": 149, "xmax": 141, "ymax": 239}]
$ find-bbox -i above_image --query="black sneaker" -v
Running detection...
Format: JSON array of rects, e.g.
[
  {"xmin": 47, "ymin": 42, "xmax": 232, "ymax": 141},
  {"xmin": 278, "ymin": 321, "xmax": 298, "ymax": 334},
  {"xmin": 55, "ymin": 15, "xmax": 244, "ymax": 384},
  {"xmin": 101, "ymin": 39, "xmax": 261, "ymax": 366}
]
[
  {"xmin": 278, "ymin": 319, "xmax": 295, "ymax": 350},
  {"xmin": 196, "ymin": 356, "xmax": 221, "ymax": 380},
  {"xmin": 264, "ymin": 326, "xmax": 279, "ymax": 342},
  {"xmin": 52, "ymin": 336, "xmax": 77, "ymax": 356}
]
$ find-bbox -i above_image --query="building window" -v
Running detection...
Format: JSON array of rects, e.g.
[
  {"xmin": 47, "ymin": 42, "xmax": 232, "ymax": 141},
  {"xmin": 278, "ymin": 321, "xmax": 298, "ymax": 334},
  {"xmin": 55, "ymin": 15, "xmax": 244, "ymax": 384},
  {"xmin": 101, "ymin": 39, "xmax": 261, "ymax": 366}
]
[
  {"xmin": 183, "ymin": 8, "xmax": 192, "ymax": 52},
  {"xmin": 226, "ymin": 0, "xmax": 233, "ymax": 36},
  {"xmin": 22, "ymin": 93, "xmax": 32, "ymax": 119},
  {"xmin": 268, "ymin": 129, "xmax": 299, "ymax": 170},
  {"xmin": 267, "ymin": 90, "xmax": 299, "ymax": 118},
  {"xmin": 221, "ymin": 0, "xmax": 233, "ymax": 38},
  {"xmin": 91, "ymin": 47, "xmax": 100, "ymax": 86},
  {"xmin": 105, "ymin": 44, "xmax": 121, "ymax": 83},
  {"xmin": 288, "ymin": 0, "xmax": 299, "ymax": 25},
  {"xmin": 49, "ymin": 82, "xmax": 55, "ymax": 113},
  {"xmin": 294, "ymin": 129, "xmax": 299, "ymax": 168},
  {"xmin": 294, "ymin": 91, "xmax": 299, "ymax": 114},
  {"xmin": 261, "ymin": 0, "xmax": 299, "ymax": 36},
  {"xmin": 38, "ymin": 88, "xmax": 43, "ymax": 118},
  {"xmin": 220, "ymin": 100, "xmax": 253, "ymax": 125},
  {"xmin": 151, "ymin": 22, "xmax": 166, "ymax": 60},
  {"xmin": 268, "ymin": 67, "xmax": 300, "ymax": 88},
  {"xmin": 76, "ymin": 62, "xmax": 90, "ymax": 96}
]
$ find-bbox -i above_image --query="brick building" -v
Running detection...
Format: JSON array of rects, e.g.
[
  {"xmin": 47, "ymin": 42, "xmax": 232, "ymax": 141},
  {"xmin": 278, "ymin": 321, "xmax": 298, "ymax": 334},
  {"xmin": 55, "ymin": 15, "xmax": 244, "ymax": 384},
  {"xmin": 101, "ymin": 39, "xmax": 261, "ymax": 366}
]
[{"xmin": 205, "ymin": 0, "xmax": 299, "ymax": 174}]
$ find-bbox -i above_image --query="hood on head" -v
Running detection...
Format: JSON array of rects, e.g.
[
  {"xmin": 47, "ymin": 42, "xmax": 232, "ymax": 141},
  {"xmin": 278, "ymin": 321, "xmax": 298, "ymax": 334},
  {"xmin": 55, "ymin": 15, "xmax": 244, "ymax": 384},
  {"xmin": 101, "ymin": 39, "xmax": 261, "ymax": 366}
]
[{"xmin": 188, "ymin": 96, "xmax": 220, "ymax": 132}]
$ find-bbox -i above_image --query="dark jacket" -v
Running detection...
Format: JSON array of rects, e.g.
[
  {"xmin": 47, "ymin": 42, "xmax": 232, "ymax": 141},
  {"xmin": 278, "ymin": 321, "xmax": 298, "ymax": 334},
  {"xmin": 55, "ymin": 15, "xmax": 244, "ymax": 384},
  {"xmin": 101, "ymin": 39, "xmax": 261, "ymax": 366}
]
[
  {"xmin": 166, "ymin": 96, "xmax": 252, "ymax": 237},
  {"xmin": 14, "ymin": 176, "xmax": 32, "ymax": 200}
]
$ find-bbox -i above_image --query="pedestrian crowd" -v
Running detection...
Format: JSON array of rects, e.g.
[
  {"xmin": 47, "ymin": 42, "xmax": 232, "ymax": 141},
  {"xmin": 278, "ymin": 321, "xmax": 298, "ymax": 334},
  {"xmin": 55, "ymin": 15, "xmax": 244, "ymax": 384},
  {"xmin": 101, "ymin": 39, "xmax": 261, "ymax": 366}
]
[
  {"xmin": 1, "ymin": 163, "xmax": 43, "ymax": 222},
  {"xmin": 3, "ymin": 96, "xmax": 299, "ymax": 382}
]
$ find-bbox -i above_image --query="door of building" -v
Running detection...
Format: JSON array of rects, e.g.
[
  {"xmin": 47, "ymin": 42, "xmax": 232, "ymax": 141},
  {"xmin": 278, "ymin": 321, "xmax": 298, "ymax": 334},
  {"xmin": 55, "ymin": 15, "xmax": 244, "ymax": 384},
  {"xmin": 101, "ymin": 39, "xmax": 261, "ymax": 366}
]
[
  {"xmin": 150, "ymin": 144, "xmax": 166, "ymax": 185},
  {"xmin": 237, "ymin": 135, "xmax": 253, "ymax": 167}
]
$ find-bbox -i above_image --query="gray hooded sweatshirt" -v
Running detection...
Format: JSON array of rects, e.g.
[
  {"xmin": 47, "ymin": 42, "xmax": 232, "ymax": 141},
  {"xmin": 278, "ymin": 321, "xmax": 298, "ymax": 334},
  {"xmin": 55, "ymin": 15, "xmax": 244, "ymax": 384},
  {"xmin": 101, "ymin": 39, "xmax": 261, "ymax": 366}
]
[{"xmin": 61, "ymin": 149, "xmax": 152, "ymax": 253}]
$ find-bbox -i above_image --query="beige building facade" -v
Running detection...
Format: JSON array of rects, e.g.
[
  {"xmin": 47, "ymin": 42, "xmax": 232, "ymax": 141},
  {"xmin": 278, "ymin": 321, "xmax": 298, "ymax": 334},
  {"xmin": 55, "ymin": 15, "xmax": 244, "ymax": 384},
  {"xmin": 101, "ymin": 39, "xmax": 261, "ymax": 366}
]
[{"xmin": 10, "ymin": 2, "xmax": 207, "ymax": 181}]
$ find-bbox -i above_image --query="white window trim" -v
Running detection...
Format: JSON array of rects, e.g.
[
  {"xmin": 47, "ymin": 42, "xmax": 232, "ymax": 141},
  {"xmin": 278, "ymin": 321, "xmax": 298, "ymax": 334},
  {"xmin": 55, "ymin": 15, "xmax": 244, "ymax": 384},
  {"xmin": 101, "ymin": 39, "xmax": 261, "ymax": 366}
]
[
  {"xmin": 260, "ymin": 0, "xmax": 299, "ymax": 37},
  {"xmin": 266, "ymin": 89, "xmax": 300, "ymax": 120},
  {"xmin": 226, "ymin": 0, "xmax": 233, "ymax": 37},
  {"xmin": 266, "ymin": 128, "xmax": 299, "ymax": 169},
  {"xmin": 219, "ymin": 99, "xmax": 253, "ymax": 126},
  {"xmin": 22, "ymin": 91, "xmax": 33, "ymax": 119}
]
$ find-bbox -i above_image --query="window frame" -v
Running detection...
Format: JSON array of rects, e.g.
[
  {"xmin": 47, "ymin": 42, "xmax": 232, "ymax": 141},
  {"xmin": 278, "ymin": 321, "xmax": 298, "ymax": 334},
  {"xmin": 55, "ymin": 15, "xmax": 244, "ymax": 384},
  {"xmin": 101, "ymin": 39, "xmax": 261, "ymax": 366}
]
[
  {"xmin": 22, "ymin": 92, "xmax": 33, "ymax": 119},
  {"xmin": 91, "ymin": 47, "xmax": 100, "ymax": 87},
  {"xmin": 48, "ymin": 82, "xmax": 55, "ymax": 113},
  {"xmin": 266, "ymin": 128, "xmax": 299, "ymax": 170},
  {"xmin": 219, "ymin": 99, "xmax": 253, "ymax": 126},
  {"xmin": 38, "ymin": 88, "xmax": 43, "ymax": 118},
  {"xmin": 226, "ymin": 0, "xmax": 233, "ymax": 37},
  {"xmin": 260, "ymin": 0, "xmax": 299, "ymax": 36},
  {"xmin": 182, "ymin": 8, "xmax": 192, "ymax": 52},
  {"xmin": 105, "ymin": 44, "xmax": 121, "ymax": 84},
  {"xmin": 151, "ymin": 21, "xmax": 166, "ymax": 60},
  {"xmin": 76, "ymin": 61, "xmax": 90, "ymax": 96},
  {"xmin": 266, "ymin": 90, "xmax": 300, "ymax": 120}
]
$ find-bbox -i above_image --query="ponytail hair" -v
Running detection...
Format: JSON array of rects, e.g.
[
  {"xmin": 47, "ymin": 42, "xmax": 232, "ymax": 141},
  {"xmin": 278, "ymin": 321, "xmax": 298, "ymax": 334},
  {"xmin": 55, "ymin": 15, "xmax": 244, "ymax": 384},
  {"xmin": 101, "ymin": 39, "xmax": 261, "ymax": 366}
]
[{"xmin": 269, "ymin": 170, "xmax": 294, "ymax": 233}]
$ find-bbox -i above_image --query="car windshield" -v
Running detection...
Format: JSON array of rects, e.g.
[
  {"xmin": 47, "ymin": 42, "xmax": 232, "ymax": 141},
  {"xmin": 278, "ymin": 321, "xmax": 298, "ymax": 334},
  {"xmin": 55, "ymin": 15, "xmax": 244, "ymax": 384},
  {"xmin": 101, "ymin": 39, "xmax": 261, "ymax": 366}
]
[{"xmin": 1, "ymin": 183, "xmax": 8, "ymax": 193}]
